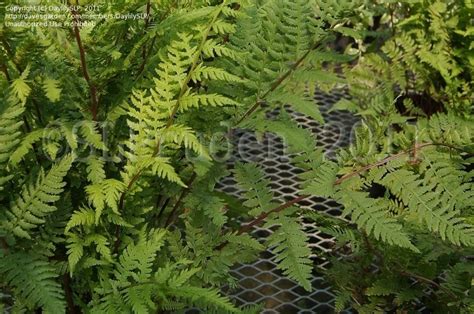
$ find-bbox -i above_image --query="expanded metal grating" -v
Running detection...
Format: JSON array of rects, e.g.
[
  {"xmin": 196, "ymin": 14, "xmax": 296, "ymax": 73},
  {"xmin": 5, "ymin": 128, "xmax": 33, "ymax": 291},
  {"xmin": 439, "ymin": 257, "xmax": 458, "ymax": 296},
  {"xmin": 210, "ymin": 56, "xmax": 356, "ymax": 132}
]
[{"xmin": 210, "ymin": 89, "xmax": 360, "ymax": 313}]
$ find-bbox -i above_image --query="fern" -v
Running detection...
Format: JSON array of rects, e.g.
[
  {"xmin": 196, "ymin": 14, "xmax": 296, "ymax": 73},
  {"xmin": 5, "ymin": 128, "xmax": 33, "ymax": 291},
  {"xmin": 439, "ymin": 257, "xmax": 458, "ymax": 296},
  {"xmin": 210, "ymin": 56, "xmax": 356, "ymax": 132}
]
[
  {"xmin": 42, "ymin": 77, "xmax": 62, "ymax": 103},
  {"xmin": 2, "ymin": 0, "xmax": 471, "ymax": 312},
  {"xmin": 266, "ymin": 215, "xmax": 313, "ymax": 291},
  {"xmin": 234, "ymin": 162, "xmax": 276, "ymax": 216},
  {"xmin": 3, "ymin": 155, "xmax": 73, "ymax": 239},
  {"xmin": 381, "ymin": 168, "xmax": 474, "ymax": 246},
  {"xmin": 235, "ymin": 162, "xmax": 313, "ymax": 290},
  {"xmin": 170, "ymin": 286, "xmax": 238, "ymax": 313},
  {"xmin": 8, "ymin": 129, "xmax": 44, "ymax": 166},
  {"xmin": 0, "ymin": 252, "xmax": 65, "ymax": 312},
  {"xmin": 86, "ymin": 179, "xmax": 126, "ymax": 221},
  {"xmin": 10, "ymin": 66, "xmax": 31, "ymax": 103},
  {"xmin": 341, "ymin": 190, "xmax": 418, "ymax": 251},
  {"xmin": 0, "ymin": 96, "xmax": 25, "ymax": 175},
  {"xmin": 92, "ymin": 228, "xmax": 238, "ymax": 313}
]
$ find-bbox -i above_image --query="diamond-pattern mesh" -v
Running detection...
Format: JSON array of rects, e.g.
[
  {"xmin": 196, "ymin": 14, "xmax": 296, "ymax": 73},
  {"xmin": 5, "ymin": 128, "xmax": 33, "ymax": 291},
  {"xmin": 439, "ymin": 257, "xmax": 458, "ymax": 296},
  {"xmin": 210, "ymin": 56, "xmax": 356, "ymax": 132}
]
[{"xmin": 209, "ymin": 89, "xmax": 359, "ymax": 313}]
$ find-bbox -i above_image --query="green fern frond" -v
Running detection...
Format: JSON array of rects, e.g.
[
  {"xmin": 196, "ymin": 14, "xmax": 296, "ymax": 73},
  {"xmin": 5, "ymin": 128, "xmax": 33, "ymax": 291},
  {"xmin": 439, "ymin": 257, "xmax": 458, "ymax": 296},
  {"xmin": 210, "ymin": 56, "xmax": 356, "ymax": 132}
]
[
  {"xmin": 161, "ymin": 124, "xmax": 210, "ymax": 158},
  {"xmin": 85, "ymin": 155, "xmax": 106, "ymax": 184},
  {"xmin": 337, "ymin": 190, "xmax": 419, "ymax": 252},
  {"xmin": 116, "ymin": 229, "xmax": 167, "ymax": 282},
  {"xmin": 66, "ymin": 233, "xmax": 84, "ymax": 273},
  {"xmin": 334, "ymin": 290, "xmax": 351, "ymax": 312},
  {"xmin": 441, "ymin": 262, "xmax": 474, "ymax": 295},
  {"xmin": 65, "ymin": 206, "xmax": 95, "ymax": 232},
  {"xmin": 263, "ymin": 116, "xmax": 317, "ymax": 154},
  {"xmin": 42, "ymin": 77, "xmax": 61, "ymax": 103},
  {"xmin": 10, "ymin": 66, "xmax": 31, "ymax": 103},
  {"xmin": 179, "ymin": 93, "xmax": 241, "ymax": 112},
  {"xmin": 0, "ymin": 252, "xmax": 65, "ymax": 312},
  {"xmin": 191, "ymin": 64, "xmax": 244, "ymax": 83},
  {"xmin": 234, "ymin": 162, "xmax": 276, "ymax": 216},
  {"xmin": 302, "ymin": 161, "xmax": 339, "ymax": 198},
  {"xmin": 381, "ymin": 169, "xmax": 474, "ymax": 246},
  {"xmin": 79, "ymin": 121, "xmax": 107, "ymax": 151},
  {"xmin": 267, "ymin": 215, "xmax": 313, "ymax": 291},
  {"xmin": 185, "ymin": 191, "xmax": 227, "ymax": 227},
  {"xmin": 268, "ymin": 89, "xmax": 324, "ymax": 124},
  {"xmin": 171, "ymin": 286, "xmax": 239, "ymax": 313},
  {"xmin": 0, "ymin": 98, "xmax": 25, "ymax": 166},
  {"xmin": 5, "ymin": 154, "xmax": 73, "ymax": 238},
  {"xmin": 8, "ymin": 129, "xmax": 44, "ymax": 166},
  {"xmin": 419, "ymin": 151, "xmax": 473, "ymax": 211},
  {"xmin": 86, "ymin": 179, "xmax": 126, "ymax": 221},
  {"xmin": 84, "ymin": 233, "xmax": 113, "ymax": 263}
]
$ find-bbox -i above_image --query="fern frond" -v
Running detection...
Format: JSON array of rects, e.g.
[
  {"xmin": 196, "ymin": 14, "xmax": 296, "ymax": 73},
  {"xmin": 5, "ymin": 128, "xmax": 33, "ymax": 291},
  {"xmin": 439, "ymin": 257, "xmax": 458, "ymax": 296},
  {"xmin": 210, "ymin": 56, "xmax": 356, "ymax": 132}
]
[
  {"xmin": 263, "ymin": 116, "xmax": 317, "ymax": 154},
  {"xmin": 79, "ymin": 121, "xmax": 107, "ymax": 151},
  {"xmin": 234, "ymin": 162, "xmax": 276, "ymax": 216},
  {"xmin": 42, "ymin": 77, "xmax": 61, "ymax": 102},
  {"xmin": 8, "ymin": 129, "xmax": 44, "ymax": 166},
  {"xmin": 267, "ymin": 215, "xmax": 312, "ymax": 291},
  {"xmin": 191, "ymin": 64, "xmax": 244, "ymax": 83},
  {"xmin": 171, "ymin": 286, "xmax": 238, "ymax": 313},
  {"xmin": 85, "ymin": 155, "xmax": 106, "ymax": 184},
  {"xmin": 381, "ymin": 169, "xmax": 474, "ymax": 246},
  {"xmin": 302, "ymin": 161, "xmax": 339, "ymax": 198},
  {"xmin": 65, "ymin": 206, "xmax": 96, "ymax": 232},
  {"xmin": 337, "ymin": 190, "xmax": 419, "ymax": 252},
  {"xmin": 179, "ymin": 93, "xmax": 240, "ymax": 112},
  {"xmin": 0, "ymin": 252, "xmax": 65, "ymax": 312},
  {"xmin": 185, "ymin": 191, "xmax": 227, "ymax": 227},
  {"xmin": 268, "ymin": 89, "xmax": 324, "ymax": 124},
  {"xmin": 10, "ymin": 66, "xmax": 31, "ymax": 103},
  {"xmin": 66, "ymin": 233, "xmax": 84, "ymax": 273},
  {"xmin": 441, "ymin": 262, "xmax": 474, "ymax": 295},
  {"xmin": 116, "ymin": 229, "xmax": 167, "ymax": 282},
  {"xmin": 0, "ymin": 98, "xmax": 24, "ymax": 166},
  {"xmin": 419, "ymin": 151, "xmax": 473, "ymax": 211},
  {"xmin": 86, "ymin": 179, "xmax": 126, "ymax": 221},
  {"xmin": 5, "ymin": 154, "xmax": 73, "ymax": 238},
  {"xmin": 161, "ymin": 124, "xmax": 209, "ymax": 158},
  {"xmin": 84, "ymin": 233, "xmax": 113, "ymax": 263}
]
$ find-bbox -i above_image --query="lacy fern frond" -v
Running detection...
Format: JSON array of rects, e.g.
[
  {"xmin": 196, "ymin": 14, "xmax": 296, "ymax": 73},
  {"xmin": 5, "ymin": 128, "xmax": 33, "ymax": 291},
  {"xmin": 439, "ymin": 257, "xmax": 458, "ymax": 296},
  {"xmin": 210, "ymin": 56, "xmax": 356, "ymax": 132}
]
[
  {"xmin": 381, "ymin": 168, "xmax": 474, "ymax": 246},
  {"xmin": 234, "ymin": 162, "xmax": 276, "ymax": 216},
  {"xmin": 169, "ymin": 286, "xmax": 238, "ymax": 313},
  {"xmin": 0, "ymin": 252, "xmax": 65, "ymax": 312},
  {"xmin": 4, "ymin": 154, "xmax": 73, "ymax": 238},
  {"xmin": 86, "ymin": 179, "xmax": 126, "ymax": 221},
  {"xmin": 337, "ymin": 190, "xmax": 418, "ymax": 252},
  {"xmin": 0, "ymin": 97, "xmax": 25, "ymax": 171},
  {"xmin": 266, "ymin": 215, "xmax": 313, "ymax": 291}
]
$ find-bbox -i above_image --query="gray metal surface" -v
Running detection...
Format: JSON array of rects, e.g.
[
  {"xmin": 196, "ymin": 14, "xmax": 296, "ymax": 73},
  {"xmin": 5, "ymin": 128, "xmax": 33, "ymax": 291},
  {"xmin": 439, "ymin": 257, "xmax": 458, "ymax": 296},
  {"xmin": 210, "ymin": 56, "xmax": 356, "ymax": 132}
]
[{"xmin": 214, "ymin": 89, "xmax": 359, "ymax": 313}]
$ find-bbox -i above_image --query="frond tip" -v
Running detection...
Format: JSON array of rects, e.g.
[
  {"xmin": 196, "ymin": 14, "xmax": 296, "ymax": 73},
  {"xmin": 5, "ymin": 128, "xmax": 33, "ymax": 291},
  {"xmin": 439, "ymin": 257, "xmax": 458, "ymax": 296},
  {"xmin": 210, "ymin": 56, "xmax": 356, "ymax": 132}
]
[{"xmin": 267, "ymin": 216, "xmax": 313, "ymax": 291}]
